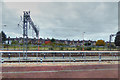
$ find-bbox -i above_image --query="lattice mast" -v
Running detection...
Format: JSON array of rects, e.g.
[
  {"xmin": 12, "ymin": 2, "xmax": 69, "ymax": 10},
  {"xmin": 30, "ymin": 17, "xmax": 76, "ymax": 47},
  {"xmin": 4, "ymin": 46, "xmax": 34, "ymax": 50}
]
[{"xmin": 23, "ymin": 11, "xmax": 39, "ymax": 59}]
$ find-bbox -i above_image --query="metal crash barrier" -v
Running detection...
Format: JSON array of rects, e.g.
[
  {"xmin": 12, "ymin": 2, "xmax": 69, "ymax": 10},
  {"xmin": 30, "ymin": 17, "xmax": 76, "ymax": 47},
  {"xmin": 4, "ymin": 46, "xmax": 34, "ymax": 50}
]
[{"xmin": 0, "ymin": 51, "xmax": 119, "ymax": 63}]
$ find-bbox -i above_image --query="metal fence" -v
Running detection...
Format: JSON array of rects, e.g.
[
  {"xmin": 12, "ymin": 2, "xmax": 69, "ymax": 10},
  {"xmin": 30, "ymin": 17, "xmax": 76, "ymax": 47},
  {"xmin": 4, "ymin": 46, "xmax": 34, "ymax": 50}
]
[{"xmin": 0, "ymin": 51, "xmax": 119, "ymax": 63}]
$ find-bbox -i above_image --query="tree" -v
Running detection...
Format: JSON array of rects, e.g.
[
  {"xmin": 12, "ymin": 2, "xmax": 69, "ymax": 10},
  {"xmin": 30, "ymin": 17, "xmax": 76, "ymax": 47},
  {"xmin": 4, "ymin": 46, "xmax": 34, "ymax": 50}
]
[
  {"xmin": 11, "ymin": 41, "xmax": 19, "ymax": 50},
  {"xmin": 96, "ymin": 40, "xmax": 105, "ymax": 46},
  {"xmin": 42, "ymin": 43, "xmax": 46, "ymax": 46},
  {"xmin": 60, "ymin": 47, "xmax": 64, "ymax": 50},
  {"xmin": 0, "ymin": 31, "xmax": 7, "ymax": 43},
  {"xmin": 28, "ymin": 40, "xmax": 32, "ymax": 45},
  {"xmin": 19, "ymin": 43, "xmax": 23, "ymax": 49},
  {"xmin": 115, "ymin": 31, "xmax": 120, "ymax": 46},
  {"xmin": 86, "ymin": 47, "xmax": 91, "ymax": 50},
  {"xmin": 76, "ymin": 46, "xmax": 82, "ymax": 50},
  {"xmin": 51, "ymin": 38, "xmax": 55, "ymax": 43},
  {"xmin": 84, "ymin": 42, "xmax": 91, "ymax": 46},
  {"xmin": 11, "ymin": 41, "xmax": 18, "ymax": 45}
]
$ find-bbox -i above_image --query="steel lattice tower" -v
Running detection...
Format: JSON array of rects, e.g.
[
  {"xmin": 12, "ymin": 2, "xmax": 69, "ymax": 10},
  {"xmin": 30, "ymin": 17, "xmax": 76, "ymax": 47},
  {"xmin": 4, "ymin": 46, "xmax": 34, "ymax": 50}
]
[{"xmin": 22, "ymin": 11, "xmax": 39, "ymax": 60}]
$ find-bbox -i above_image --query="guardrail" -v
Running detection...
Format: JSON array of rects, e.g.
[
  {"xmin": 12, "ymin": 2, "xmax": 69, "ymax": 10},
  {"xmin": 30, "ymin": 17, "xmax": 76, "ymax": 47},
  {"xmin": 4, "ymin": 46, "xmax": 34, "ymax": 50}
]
[
  {"xmin": 0, "ymin": 50, "xmax": 119, "ymax": 53},
  {"xmin": 0, "ymin": 51, "xmax": 119, "ymax": 63}
]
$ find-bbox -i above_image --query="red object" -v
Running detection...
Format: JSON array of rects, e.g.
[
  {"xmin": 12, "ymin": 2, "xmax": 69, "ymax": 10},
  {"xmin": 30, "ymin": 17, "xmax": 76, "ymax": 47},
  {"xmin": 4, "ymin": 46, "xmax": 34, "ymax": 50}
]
[{"xmin": 45, "ymin": 41, "xmax": 51, "ymax": 44}]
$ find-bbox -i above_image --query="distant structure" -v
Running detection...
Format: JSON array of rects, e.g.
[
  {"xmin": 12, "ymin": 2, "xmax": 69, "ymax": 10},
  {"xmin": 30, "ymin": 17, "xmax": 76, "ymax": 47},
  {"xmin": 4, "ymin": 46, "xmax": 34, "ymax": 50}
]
[{"xmin": 6, "ymin": 37, "xmax": 97, "ymax": 47}]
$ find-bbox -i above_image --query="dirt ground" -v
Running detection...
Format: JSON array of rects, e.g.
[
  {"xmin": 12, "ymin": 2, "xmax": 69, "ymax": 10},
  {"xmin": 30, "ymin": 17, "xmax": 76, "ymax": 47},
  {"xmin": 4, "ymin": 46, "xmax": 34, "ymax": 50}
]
[{"xmin": 2, "ymin": 61, "xmax": 118, "ymax": 67}]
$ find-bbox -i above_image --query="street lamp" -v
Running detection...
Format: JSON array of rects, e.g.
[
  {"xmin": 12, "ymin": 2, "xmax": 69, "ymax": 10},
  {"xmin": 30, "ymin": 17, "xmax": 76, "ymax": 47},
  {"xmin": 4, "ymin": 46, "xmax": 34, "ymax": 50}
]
[{"xmin": 82, "ymin": 32, "xmax": 85, "ymax": 51}]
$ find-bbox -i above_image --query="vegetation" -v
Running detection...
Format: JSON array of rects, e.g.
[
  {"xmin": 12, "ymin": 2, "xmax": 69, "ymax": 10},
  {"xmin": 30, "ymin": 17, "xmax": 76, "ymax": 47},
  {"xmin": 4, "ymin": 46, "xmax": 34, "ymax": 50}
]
[
  {"xmin": 11, "ymin": 41, "xmax": 18, "ymax": 45},
  {"xmin": 96, "ymin": 40, "xmax": 105, "ymax": 46},
  {"xmin": 84, "ymin": 42, "xmax": 91, "ymax": 46},
  {"xmin": 115, "ymin": 31, "xmax": 120, "ymax": 46},
  {"xmin": 50, "ymin": 38, "xmax": 55, "ymax": 43},
  {"xmin": 0, "ymin": 31, "xmax": 7, "ymax": 43},
  {"xmin": 0, "ymin": 31, "xmax": 119, "ymax": 51}
]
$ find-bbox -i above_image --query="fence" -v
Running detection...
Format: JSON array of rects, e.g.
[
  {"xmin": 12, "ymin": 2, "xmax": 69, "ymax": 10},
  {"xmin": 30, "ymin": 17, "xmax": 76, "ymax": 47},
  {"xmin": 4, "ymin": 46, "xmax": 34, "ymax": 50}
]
[{"xmin": 0, "ymin": 51, "xmax": 119, "ymax": 63}]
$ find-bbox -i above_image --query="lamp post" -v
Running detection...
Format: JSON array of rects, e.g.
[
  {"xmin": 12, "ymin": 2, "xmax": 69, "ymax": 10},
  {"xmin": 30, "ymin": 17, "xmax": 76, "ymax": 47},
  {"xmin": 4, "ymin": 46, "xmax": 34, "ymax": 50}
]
[{"xmin": 82, "ymin": 32, "xmax": 85, "ymax": 51}]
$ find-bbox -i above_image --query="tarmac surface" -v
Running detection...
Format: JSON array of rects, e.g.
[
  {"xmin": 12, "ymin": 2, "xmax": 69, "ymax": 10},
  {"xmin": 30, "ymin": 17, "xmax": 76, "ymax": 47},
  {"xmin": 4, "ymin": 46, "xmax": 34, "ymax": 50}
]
[{"xmin": 2, "ymin": 63, "xmax": 118, "ymax": 78}]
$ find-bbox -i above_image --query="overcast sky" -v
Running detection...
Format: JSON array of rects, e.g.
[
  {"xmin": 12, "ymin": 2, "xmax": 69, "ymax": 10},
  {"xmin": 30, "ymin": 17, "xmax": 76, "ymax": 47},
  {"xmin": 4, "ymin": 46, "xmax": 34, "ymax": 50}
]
[{"xmin": 1, "ymin": 2, "xmax": 118, "ymax": 41}]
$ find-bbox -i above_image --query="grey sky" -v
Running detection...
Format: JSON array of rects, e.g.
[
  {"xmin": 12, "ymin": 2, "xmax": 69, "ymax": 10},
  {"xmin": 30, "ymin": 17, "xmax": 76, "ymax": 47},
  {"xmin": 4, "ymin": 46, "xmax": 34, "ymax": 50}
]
[
  {"xmin": 0, "ymin": 0, "xmax": 1, "ymax": 28},
  {"xmin": 1, "ymin": 2, "xmax": 118, "ymax": 41}
]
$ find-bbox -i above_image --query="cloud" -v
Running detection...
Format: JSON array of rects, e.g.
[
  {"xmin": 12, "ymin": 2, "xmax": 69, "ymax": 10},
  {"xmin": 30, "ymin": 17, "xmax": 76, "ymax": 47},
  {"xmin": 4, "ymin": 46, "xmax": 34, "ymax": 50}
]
[
  {"xmin": 2, "ymin": 2, "xmax": 118, "ymax": 41},
  {"xmin": 2, "ymin": 0, "xmax": 119, "ymax": 2},
  {"xmin": 6, "ymin": 32, "xmax": 22, "ymax": 38},
  {"xmin": 0, "ymin": 2, "xmax": 2, "ymax": 32}
]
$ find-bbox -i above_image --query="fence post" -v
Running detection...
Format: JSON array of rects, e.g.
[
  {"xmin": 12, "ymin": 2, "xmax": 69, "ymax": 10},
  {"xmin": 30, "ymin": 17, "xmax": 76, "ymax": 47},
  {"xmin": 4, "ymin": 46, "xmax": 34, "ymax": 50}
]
[
  {"xmin": 82, "ymin": 53, "xmax": 83, "ymax": 58},
  {"xmin": 19, "ymin": 53, "xmax": 20, "ymax": 63},
  {"xmin": 8, "ymin": 53, "xmax": 10, "ymax": 59},
  {"xmin": 40, "ymin": 58, "xmax": 42, "ymax": 63},
  {"xmin": 26, "ymin": 52, "xmax": 27, "ymax": 60},
  {"xmin": 36, "ymin": 53, "xmax": 38, "ymax": 63},
  {"xmin": 73, "ymin": 58, "xmax": 76, "ymax": 62},
  {"xmin": 112, "ymin": 52, "xmax": 113, "ymax": 62},
  {"xmin": 99, "ymin": 53, "xmax": 101, "ymax": 62},
  {"xmin": 115, "ymin": 53, "xmax": 116, "ymax": 57},
  {"xmin": 63, "ymin": 53, "xmax": 64, "ymax": 59},
  {"xmin": 69, "ymin": 53, "xmax": 71, "ymax": 63},
  {"xmin": 44, "ymin": 53, "xmax": 45, "ymax": 59},
  {"xmin": 90, "ymin": 53, "xmax": 92, "ymax": 58},
  {"xmin": 84, "ymin": 52, "xmax": 86, "ymax": 63},
  {"xmin": 53, "ymin": 53, "xmax": 55, "ymax": 63}
]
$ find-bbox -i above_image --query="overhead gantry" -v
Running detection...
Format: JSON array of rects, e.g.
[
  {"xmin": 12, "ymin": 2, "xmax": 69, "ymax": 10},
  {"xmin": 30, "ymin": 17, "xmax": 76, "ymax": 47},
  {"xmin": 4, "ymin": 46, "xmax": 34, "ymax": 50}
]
[{"xmin": 22, "ymin": 11, "xmax": 39, "ymax": 59}]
